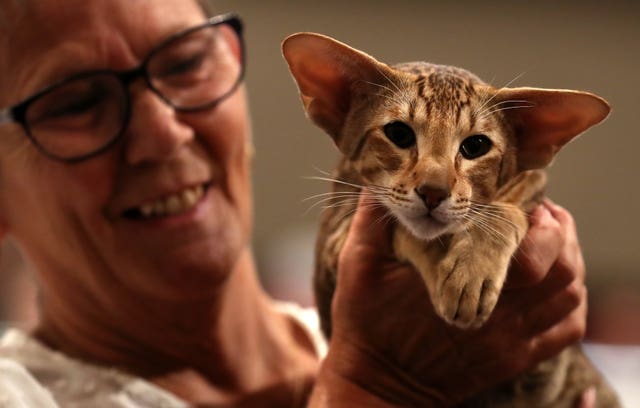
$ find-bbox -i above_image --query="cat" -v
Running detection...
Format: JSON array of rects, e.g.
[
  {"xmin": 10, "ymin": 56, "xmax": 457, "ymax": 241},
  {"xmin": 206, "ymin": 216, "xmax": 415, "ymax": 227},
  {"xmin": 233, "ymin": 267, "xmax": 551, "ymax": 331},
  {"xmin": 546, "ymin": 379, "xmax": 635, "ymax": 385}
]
[{"xmin": 282, "ymin": 32, "xmax": 620, "ymax": 407}]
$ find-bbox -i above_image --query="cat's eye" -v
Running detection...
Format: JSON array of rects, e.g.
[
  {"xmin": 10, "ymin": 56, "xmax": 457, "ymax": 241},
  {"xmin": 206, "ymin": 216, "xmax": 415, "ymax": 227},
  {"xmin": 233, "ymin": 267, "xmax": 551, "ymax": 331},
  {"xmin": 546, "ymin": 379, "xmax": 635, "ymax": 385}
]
[
  {"xmin": 383, "ymin": 121, "xmax": 416, "ymax": 149},
  {"xmin": 460, "ymin": 135, "xmax": 492, "ymax": 159}
]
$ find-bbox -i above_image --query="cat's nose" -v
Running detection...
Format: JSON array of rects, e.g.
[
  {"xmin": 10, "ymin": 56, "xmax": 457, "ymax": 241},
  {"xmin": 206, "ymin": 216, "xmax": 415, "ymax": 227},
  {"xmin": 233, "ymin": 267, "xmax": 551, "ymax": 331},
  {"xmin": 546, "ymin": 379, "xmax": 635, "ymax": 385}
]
[{"xmin": 415, "ymin": 184, "xmax": 450, "ymax": 210}]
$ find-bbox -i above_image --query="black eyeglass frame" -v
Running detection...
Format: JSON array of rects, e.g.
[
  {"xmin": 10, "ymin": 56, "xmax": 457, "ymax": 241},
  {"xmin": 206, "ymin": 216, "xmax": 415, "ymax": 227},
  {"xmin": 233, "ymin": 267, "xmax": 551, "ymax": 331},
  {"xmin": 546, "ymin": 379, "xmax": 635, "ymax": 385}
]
[{"xmin": 0, "ymin": 13, "xmax": 245, "ymax": 163}]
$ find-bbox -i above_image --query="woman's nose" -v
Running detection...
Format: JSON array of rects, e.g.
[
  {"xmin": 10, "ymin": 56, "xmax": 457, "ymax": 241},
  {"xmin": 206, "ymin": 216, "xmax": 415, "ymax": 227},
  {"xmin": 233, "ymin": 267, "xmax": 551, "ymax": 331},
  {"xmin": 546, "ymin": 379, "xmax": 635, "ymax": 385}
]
[{"xmin": 123, "ymin": 88, "xmax": 195, "ymax": 165}]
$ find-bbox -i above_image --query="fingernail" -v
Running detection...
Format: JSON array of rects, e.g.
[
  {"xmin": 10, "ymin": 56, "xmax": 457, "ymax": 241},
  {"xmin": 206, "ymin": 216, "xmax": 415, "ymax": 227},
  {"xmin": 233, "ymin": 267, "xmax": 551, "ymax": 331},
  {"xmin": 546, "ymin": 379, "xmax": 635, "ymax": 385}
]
[
  {"xmin": 544, "ymin": 198, "xmax": 562, "ymax": 212},
  {"xmin": 580, "ymin": 387, "xmax": 596, "ymax": 407},
  {"xmin": 531, "ymin": 204, "xmax": 550, "ymax": 222}
]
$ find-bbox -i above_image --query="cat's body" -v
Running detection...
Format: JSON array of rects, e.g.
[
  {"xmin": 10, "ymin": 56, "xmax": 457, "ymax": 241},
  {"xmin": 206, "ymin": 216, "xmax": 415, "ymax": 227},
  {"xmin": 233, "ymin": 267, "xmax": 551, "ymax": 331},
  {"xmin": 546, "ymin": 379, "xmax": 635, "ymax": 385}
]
[{"xmin": 282, "ymin": 33, "xmax": 619, "ymax": 407}]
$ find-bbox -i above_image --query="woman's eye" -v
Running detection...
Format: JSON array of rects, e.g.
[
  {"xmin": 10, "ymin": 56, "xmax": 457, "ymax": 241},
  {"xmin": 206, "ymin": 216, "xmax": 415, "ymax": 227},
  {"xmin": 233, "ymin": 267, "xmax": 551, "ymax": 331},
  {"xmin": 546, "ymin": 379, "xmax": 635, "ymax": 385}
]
[
  {"xmin": 35, "ymin": 92, "xmax": 102, "ymax": 122},
  {"xmin": 383, "ymin": 121, "xmax": 416, "ymax": 149},
  {"xmin": 460, "ymin": 135, "xmax": 492, "ymax": 159},
  {"xmin": 162, "ymin": 53, "xmax": 207, "ymax": 77},
  {"xmin": 56, "ymin": 96, "xmax": 100, "ymax": 116}
]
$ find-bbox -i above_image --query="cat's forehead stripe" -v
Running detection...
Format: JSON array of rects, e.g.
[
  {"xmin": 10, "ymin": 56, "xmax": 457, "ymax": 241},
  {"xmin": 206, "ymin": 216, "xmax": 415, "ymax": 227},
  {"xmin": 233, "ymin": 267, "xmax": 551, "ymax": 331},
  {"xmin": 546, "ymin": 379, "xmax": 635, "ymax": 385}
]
[
  {"xmin": 415, "ymin": 75, "xmax": 427, "ymax": 98},
  {"xmin": 349, "ymin": 128, "xmax": 376, "ymax": 161},
  {"xmin": 391, "ymin": 63, "xmax": 484, "ymax": 128}
]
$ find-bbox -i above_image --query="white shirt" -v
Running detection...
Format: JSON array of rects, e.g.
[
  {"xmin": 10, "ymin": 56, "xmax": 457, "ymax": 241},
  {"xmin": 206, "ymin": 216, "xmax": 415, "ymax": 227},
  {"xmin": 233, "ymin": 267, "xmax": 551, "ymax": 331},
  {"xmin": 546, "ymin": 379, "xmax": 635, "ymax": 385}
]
[{"xmin": 0, "ymin": 303, "xmax": 326, "ymax": 408}]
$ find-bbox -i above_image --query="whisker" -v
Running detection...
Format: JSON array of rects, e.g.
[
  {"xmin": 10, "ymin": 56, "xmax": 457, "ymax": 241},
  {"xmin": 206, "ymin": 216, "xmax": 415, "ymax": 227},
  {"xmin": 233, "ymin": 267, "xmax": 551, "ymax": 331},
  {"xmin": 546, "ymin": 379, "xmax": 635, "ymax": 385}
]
[
  {"xmin": 481, "ymin": 104, "xmax": 535, "ymax": 118},
  {"xmin": 475, "ymin": 99, "xmax": 532, "ymax": 119},
  {"xmin": 319, "ymin": 199, "xmax": 363, "ymax": 211},
  {"xmin": 469, "ymin": 219, "xmax": 510, "ymax": 246},
  {"xmin": 302, "ymin": 191, "xmax": 364, "ymax": 202},
  {"xmin": 325, "ymin": 196, "xmax": 390, "ymax": 226},
  {"xmin": 374, "ymin": 64, "xmax": 403, "ymax": 93},
  {"xmin": 468, "ymin": 207, "xmax": 519, "ymax": 233},
  {"xmin": 333, "ymin": 208, "xmax": 358, "ymax": 225},
  {"xmin": 305, "ymin": 196, "xmax": 359, "ymax": 213},
  {"xmin": 374, "ymin": 92, "xmax": 406, "ymax": 107},
  {"xmin": 466, "ymin": 207, "xmax": 518, "ymax": 243},
  {"xmin": 472, "ymin": 71, "xmax": 527, "ymax": 117},
  {"xmin": 476, "ymin": 99, "xmax": 528, "ymax": 115},
  {"xmin": 362, "ymin": 80, "xmax": 395, "ymax": 94},
  {"xmin": 311, "ymin": 166, "xmax": 332, "ymax": 177},
  {"xmin": 464, "ymin": 213, "xmax": 509, "ymax": 244},
  {"xmin": 369, "ymin": 207, "xmax": 395, "ymax": 230},
  {"xmin": 305, "ymin": 175, "xmax": 391, "ymax": 193},
  {"xmin": 306, "ymin": 190, "xmax": 391, "ymax": 215},
  {"xmin": 469, "ymin": 202, "xmax": 522, "ymax": 229}
]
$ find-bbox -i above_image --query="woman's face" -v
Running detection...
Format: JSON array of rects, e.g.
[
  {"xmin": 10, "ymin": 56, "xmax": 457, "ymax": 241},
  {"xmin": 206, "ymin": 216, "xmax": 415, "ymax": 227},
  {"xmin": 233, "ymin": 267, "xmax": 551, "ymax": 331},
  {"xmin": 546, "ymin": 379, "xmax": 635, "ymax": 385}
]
[{"xmin": 0, "ymin": 0, "xmax": 254, "ymax": 300}]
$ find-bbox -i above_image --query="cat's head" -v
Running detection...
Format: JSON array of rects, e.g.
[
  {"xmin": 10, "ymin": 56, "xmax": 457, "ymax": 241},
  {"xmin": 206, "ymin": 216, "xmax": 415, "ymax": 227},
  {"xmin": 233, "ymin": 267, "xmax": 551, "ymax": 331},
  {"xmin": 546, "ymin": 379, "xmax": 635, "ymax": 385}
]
[{"xmin": 283, "ymin": 33, "xmax": 610, "ymax": 240}]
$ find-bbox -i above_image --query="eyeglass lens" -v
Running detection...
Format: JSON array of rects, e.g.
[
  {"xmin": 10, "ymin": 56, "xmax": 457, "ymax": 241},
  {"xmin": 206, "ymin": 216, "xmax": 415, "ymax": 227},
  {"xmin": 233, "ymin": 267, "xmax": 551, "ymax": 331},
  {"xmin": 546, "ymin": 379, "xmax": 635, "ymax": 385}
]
[
  {"xmin": 26, "ymin": 74, "xmax": 127, "ymax": 159},
  {"xmin": 148, "ymin": 23, "xmax": 242, "ymax": 109},
  {"xmin": 23, "ymin": 20, "xmax": 242, "ymax": 161}
]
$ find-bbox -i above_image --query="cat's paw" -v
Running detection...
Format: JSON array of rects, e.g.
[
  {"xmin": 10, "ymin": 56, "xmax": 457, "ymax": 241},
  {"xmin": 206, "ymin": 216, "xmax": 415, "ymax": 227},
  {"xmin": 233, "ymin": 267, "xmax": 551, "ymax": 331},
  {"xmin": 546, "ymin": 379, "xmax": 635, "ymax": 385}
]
[{"xmin": 433, "ymin": 263, "xmax": 501, "ymax": 329}]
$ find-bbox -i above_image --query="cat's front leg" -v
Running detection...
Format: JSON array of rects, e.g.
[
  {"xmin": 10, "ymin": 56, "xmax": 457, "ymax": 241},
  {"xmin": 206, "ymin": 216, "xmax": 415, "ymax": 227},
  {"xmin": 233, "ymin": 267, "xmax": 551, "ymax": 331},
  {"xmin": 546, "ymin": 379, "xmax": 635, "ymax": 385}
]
[
  {"xmin": 394, "ymin": 206, "xmax": 528, "ymax": 329},
  {"xmin": 428, "ymin": 170, "xmax": 547, "ymax": 328},
  {"xmin": 437, "ymin": 221, "xmax": 523, "ymax": 329}
]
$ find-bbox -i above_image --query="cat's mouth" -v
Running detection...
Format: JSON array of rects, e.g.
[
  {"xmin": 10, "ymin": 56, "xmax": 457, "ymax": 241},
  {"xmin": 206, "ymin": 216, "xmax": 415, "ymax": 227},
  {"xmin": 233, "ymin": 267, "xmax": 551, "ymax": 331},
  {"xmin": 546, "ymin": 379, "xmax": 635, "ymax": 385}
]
[
  {"xmin": 398, "ymin": 211, "xmax": 454, "ymax": 241},
  {"xmin": 420, "ymin": 213, "xmax": 452, "ymax": 233},
  {"xmin": 425, "ymin": 213, "xmax": 447, "ymax": 226}
]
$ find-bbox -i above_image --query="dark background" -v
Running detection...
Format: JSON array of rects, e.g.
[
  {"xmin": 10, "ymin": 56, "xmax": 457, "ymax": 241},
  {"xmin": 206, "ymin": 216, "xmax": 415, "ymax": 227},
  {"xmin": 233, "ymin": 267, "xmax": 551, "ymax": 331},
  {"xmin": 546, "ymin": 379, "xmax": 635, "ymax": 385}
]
[
  {"xmin": 2, "ymin": 1, "xmax": 639, "ymax": 345},
  {"xmin": 223, "ymin": 0, "xmax": 640, "ymax": 343}
]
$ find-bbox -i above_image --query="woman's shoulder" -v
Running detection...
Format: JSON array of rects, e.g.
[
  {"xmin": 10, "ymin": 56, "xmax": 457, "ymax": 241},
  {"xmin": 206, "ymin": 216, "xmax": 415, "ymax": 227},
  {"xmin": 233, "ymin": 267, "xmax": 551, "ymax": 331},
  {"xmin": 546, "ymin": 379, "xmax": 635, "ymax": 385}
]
[
  {"xmin": 273, "ymin": 301, "xmax": 327, "ymax": 359},
  {"xmin": 0, "ymin": 329, "xmax": 60, "ymax": 407},
  {"xmin": 0, "ymin": 328, "xmax": 188, "ymax": 408},
  {"xmin": 0, "ymin": 356, "xmax": 60, "ymax": 407}
]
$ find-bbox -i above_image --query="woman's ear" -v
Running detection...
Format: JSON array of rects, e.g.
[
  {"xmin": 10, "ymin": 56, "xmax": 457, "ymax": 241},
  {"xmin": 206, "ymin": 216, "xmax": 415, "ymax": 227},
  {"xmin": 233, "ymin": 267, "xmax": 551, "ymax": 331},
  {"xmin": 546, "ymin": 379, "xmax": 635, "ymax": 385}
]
[
  {"xmin": 282, "ymin": 32, "xmax": 392, "ymax": 150},
  {"xmin": 496, "ymin": 87, "xmax": 610, "ymax": 170}
]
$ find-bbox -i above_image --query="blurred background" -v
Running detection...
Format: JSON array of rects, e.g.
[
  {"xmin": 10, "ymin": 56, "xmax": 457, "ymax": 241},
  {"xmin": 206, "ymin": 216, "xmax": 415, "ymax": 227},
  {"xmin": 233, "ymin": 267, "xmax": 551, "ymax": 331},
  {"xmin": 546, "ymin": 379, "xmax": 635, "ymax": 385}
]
[
  {"xmin": 225, "ymin": 0, "xmax": 640, "ymax": 342},
  {"xmin": 1, "ymin": 0, "xmax": 638, "ymax": 401}
]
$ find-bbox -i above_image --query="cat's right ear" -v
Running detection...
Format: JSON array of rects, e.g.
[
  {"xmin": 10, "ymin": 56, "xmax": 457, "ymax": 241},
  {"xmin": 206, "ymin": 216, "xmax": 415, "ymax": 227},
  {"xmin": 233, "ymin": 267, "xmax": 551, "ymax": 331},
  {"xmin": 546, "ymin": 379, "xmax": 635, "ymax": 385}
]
[
  {"xmin": 496, "ymin": 87, "xmax": 611, "ymax": 170},
  {"xmin": 282, "ymin": 33, "xmax": 387, "ymax": 149}
]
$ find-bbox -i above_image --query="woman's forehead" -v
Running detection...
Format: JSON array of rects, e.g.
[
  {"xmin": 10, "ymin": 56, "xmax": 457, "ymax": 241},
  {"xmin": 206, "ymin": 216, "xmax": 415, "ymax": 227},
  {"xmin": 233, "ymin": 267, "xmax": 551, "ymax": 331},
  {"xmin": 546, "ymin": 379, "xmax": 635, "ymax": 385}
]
[
  {"xmin": 7, "ymin": 0, "xmax": 207, "ymax": 48},
  {"xmin": 0, "ymin": 0, "xmax": 206, "ymax": 101}
]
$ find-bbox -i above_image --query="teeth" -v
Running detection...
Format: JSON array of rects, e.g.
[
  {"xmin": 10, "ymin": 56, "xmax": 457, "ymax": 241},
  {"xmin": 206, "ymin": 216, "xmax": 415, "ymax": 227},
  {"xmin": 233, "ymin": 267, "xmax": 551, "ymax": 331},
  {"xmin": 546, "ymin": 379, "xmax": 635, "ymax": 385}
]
[
  {"xmin": 137, "ymin": 185, "xmax": 205, "ymax": 218},
  {"xmin": 166, "ymin": 195, "xmax": 181, "ymax": 214},
  {"xmin": 140, "ymin": 204, "xmax": 154, "ymax": 217}
]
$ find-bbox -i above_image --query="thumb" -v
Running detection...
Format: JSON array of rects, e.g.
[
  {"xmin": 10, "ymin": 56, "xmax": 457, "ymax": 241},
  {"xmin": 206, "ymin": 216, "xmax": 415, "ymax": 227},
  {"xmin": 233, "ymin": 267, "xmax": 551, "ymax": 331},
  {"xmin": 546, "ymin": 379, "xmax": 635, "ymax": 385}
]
[
  {"xmin": 336, "ymin": 189, "xmax": 400, "ymax": 293},
  {"xmin": 345, "ymin": 189, "xmax": 395, "ymax": 254}
]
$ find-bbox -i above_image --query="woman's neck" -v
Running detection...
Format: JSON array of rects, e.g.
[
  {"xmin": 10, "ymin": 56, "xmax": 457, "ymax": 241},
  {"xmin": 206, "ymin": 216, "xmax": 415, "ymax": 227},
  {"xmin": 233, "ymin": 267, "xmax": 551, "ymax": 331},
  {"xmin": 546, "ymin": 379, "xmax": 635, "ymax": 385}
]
[{"xmin": 34, "ymin": 249, "xmax": 319, "ymax": 405}]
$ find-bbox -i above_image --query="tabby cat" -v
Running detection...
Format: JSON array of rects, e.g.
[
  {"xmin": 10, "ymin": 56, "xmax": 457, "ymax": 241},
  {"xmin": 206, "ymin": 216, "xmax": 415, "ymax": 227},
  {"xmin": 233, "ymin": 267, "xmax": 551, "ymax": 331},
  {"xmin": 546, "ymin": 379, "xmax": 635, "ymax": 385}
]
[{"xmin": 282, "ymin": 33, "xmax": 619, "ymax": 407}]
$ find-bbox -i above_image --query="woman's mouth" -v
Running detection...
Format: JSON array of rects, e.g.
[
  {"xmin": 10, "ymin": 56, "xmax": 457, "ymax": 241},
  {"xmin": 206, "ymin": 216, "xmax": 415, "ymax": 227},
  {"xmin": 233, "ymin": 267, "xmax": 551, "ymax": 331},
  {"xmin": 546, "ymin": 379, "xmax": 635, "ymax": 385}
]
[{"xmin": 123, "ymin": 184, "xmax": 208, "ymax": 219}]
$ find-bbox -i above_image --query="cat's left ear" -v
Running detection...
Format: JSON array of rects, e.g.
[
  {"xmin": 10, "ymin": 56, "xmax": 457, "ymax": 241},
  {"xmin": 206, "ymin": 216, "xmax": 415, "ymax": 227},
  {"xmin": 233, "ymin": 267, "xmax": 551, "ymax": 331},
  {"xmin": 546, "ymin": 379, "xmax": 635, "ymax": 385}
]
[
  {"xmin": 282, "ymin": 32, "xmax": 391, "ymax": 151},
  {"xmin": 497, "ymin": 88, "xmax": 610, "ymax": 170}
]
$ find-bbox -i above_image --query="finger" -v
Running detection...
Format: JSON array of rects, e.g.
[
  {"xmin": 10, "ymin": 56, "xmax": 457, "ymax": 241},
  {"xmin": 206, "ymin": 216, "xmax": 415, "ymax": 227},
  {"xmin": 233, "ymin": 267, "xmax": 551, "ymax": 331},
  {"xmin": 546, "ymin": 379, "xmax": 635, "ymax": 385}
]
[
  {"xmin": 528, "ymin": 290, "xmax": 587, "ymax": 364},
  {"xmin": 544, "ymin": 199, "xmax": 585, "ymax": 284},
  {"xmin": 524, "ymin": 281, "xmax": 585, "ymax": 337},
  {"xmin": 544, "ymin": 199, "xmax": 573, "ymax": 229},
  {"xmin": 516, "ymin": 202, "xmax": 585, "ymax": 302},
  {"xmin": 337, "ymin": 190, "xmax": 398, "ymax": 289},
  {"xmin": 575, "ymin": 387, "xmax": 597, "ymax": 408},
  {"xmin": 506, "ymin": 204, "xmax": 564, "ymax": 289},
  {"xmin": 510, "ymin": 257, "xmax": 581, "ymax": 310},
  {"xmin": 344, "ymin": 189, "xmax": 395, "ymax": 254}
]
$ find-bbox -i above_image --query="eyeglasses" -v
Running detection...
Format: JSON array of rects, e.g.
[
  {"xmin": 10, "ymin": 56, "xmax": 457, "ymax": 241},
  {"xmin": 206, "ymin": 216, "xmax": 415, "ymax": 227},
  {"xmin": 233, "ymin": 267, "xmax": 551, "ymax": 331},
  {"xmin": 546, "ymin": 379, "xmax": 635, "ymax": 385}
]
[{"xmin": 0, "ymin": 13, "xmax": 245, "ymax": 162}]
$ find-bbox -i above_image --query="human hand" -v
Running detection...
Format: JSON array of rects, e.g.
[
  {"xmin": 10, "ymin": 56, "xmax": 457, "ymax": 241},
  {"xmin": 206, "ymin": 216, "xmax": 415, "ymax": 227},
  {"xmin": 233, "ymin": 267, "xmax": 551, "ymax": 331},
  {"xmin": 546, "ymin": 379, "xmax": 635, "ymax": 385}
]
[{"xmin": 309, "ymin": 193, "xmax": 587, "ymax": 407}]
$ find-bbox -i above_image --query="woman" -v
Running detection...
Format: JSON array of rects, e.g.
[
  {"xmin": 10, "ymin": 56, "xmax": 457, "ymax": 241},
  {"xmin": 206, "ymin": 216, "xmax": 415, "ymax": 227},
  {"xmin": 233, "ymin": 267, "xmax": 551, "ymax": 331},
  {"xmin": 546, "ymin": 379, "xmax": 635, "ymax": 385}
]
[{"xmin": 0, "ymin": 0, "xmax": 589, "ymax": 406}]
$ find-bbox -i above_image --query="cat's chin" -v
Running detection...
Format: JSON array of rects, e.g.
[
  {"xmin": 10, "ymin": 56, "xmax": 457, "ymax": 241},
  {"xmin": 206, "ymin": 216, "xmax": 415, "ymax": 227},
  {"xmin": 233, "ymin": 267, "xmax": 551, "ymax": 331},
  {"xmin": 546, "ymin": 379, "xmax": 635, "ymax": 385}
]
[{"xmin": 397, "ymin": 213, "xmax": 461, "ymax": 242}]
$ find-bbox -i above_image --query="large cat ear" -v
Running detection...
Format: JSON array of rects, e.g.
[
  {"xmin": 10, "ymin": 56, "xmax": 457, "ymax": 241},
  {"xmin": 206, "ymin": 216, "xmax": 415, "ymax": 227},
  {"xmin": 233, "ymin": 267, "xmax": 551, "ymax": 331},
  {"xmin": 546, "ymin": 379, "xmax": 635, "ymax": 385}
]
[
  {"xmin": 496, "ymin": 88, "xmax": 610, "ymax": 170},
  {"xmin": 282, "ymin": 32, "xmax": 389, "ymax": 149}
]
